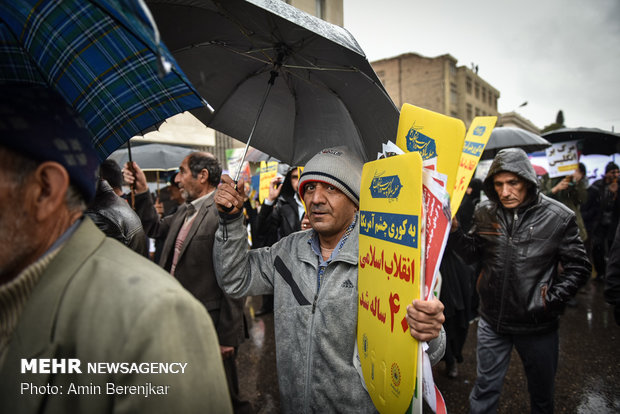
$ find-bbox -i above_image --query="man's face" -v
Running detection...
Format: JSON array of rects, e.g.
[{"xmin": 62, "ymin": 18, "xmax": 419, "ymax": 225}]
[
  {"xmin": 303, "ymin": 182, "xmax": 357, "ymax": 239},
  {"xmin": 290, "ymin": 169, "xmax": 299, "ymax": 193},
  {"xmin": 175, "ymin": 156, "xmax": 202, "ymax": 202},
  {"xmin": 605, "ymin": 168, "xmax": 619, "ymax": 182},
  {"xmin": 0, "ymin": 166, "xmax": 38, "ymax": 282},
  {"xmin": 493, "ymin": 171, "xmax": 528, "ymax": 209}
]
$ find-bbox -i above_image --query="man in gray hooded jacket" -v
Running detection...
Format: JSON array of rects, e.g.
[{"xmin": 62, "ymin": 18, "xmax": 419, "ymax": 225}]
[
  {"xmin": 451, "ymin": 148, "xmax": 591, "ymax": 414},
  {"xmin": 214, "ymin": 147, "xmax": 445, "ymax": 413}
]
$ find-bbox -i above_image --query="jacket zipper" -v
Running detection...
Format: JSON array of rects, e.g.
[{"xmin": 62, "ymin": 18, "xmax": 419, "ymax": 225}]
[
  {"xmin": 497, "ymin": 210, "xmax": 518, "ymax": 331},
  {"xmin": 303, "ymin": 267, "xmax": 323, "ymax": 412}
]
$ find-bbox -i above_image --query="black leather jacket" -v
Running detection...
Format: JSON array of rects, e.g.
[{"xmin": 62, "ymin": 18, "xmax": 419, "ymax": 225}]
[
  {"xmin": 452, "ymin": 149, "xmax": 591, "ymax": 334},
  {"xmin": 85, "ymin": 180, "xmax": 148, "ymax": 257}
]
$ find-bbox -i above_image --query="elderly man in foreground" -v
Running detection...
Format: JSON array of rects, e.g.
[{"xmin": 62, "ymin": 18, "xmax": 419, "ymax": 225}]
[
  {"xmin": 0, "ymin": 85, "xmax": 231, "ymax": 413},
  {"xmin": 214, "ymin": 147, "xmax": 445, "ymax": 413}
]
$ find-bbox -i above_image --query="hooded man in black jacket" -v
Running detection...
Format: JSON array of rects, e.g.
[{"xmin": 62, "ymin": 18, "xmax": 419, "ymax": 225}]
[{"xmin": 451, "ymin": 148, "xmax": 591, "ymax": 414}]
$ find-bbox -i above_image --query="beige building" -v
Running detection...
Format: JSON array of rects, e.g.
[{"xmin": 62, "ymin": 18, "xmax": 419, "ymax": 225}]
[
  {"xmin": 285, "ymin": 0, "xmax": 343, "ymax": 25},
  {"xmin": 497, "ymin": 111, "xmax": 541, "ymax": 134},
  {"xmin": 371, "ymin": 52, "xmax": 500, "ymax": 129}
]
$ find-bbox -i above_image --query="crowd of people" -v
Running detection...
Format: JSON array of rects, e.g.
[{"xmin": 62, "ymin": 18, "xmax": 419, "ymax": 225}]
[{"xmin": 1, "ymin": 84, "xmax": 619, "ymax": 413}]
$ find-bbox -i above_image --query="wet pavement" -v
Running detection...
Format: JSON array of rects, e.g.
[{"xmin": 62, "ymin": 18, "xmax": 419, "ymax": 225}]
[{"xmin": 237, "ymin": 280, "xmax": 620, "ymax": 413}]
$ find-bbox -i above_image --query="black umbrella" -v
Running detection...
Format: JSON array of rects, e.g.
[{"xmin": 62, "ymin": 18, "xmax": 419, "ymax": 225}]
[
  {"xmin": 541, "ymin": 127, "xmax": 620, "ymax": 155},
  {"xmin": 146, "ymin": 0, "xmax": 399, "ymax": 174},
  {"xmin": 482, "ymin": 127, "xmax": 551, "ymax": 160}
]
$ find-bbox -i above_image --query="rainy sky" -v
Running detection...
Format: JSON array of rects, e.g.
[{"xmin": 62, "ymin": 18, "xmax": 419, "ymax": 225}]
[{"xmin": 343, "ymin": 0, "xmax": 620, "ymax": 132}]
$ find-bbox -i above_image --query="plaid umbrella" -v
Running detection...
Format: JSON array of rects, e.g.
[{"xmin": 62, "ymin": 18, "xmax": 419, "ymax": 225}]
[{"xmin": 0, "ymin": 0, "xmax": 210, "ymax": 160}]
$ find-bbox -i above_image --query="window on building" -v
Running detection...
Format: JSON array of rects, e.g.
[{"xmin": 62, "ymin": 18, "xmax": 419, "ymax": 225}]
[
  {"xmin": 475, "ymin": 83, "xmax": 479, "ymax": 99},
  {"xmin": 475, "ymin": 107, "xmax": 480, "ymax": 116},
  {"xmin": 450, "ymin": 62, "xmax": 456, "ymax": 77},
  {"xmin": 316, "ymin": 0, "xmax": 325, "ymax": 19},
  {"xmin": 450, "ymin": 82, "xmax": 458, "ymax": 104},
  {"xmin": 466, "ymin": 103, "xmax": 472, "ymax": 120},
  {"xmin": 451, "ymin": 111, "xmax": 458, "ymax": 118},
  {"xmin": 466, "ymin": 77, "xmax": 472, "ymax": 94},
  {"xmin": 482, "ymin": 88, "xmax": 486, "ymax": 102}
]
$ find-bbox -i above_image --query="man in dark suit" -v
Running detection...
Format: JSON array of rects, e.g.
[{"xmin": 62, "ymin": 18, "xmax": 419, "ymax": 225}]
[{"xmin": 124, "ymin": 153, "xmax": 250, "ymax": 413}]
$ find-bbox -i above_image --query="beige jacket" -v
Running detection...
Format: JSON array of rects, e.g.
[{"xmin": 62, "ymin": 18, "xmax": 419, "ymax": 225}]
[{"xmin": 0, "ymin": 218, "xmax": 232, "ymax": 414}]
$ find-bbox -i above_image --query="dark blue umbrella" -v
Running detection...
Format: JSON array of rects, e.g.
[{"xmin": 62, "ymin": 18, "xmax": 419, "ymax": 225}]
[{"xmin": 0, "ymin": 0, "xmax": 211, "ymax": 161}]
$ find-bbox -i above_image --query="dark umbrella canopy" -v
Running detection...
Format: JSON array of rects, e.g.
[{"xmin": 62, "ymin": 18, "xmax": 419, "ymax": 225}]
[
  {"xmin": 0, "ymin": 0, "xmax": 210, "ymax": 160},
  {"xmin": 482, "ymin": 127, "xmax": 551, "ymax": 160},
  {"xmin": 541, "ymin": 127, "xmax": 620, "ymax": 155},
  {"xmin": 147, "ymin": 0, "xmax": 399, "ymax": 166}
]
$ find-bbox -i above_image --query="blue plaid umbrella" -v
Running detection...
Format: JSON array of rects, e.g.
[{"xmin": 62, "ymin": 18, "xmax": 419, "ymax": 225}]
[{"xmin": 0, "ymin": 0, "xmax": 210, "ymax": 161}]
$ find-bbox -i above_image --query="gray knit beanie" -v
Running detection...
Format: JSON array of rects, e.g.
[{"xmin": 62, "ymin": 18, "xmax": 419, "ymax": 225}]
[{"xmin": 298, "ymin": 146, "xmax": 363, "ymax": 206}]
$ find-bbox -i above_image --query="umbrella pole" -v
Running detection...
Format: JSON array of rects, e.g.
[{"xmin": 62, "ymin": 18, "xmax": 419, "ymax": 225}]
[
  {"xmin": 232, "ymin": 70, "xmax": 279, "ymax": 183},
  {"xmin": 127, "ymin": 140, "xmax": 136, "ymax": 209}
]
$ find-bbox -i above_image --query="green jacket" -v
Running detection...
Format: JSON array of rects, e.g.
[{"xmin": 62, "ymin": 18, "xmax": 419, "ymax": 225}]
[
  {"xmin": 541, "ymin": 174, "xmax": 588, "ymax": 241},
  {"xmin": 0, "ymin": 218, "xmax": 232, "ymax": 414}
]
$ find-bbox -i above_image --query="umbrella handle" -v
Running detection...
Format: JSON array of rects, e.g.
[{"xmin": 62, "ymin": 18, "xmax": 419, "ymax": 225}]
[
  {"xmin": 231, "ymin": 70, "xmax": 279, "ymax": 183},
  {"xmin": 225, "ymin": 62, "xmax": 281, "ymax": 213},
  {"xmin": 127, "ymin": 140, "xmax": 136, "ymax": 209}
]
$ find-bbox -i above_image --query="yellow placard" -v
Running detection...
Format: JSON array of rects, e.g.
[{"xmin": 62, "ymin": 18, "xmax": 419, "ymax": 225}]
[
  {"xmin": 396, "ymin": 103, "xmax": 466, "ymax": 202},
  {"xmin": 450, "ymin": 116, "xmax": 497, "ymax": 217},
  {"xmin": 358, "ymin": 152, "xmax": 423, "ymax": 413},
  {"xmin": 258, "ymin": 161, "xmax": 278, "ymax": 204}
]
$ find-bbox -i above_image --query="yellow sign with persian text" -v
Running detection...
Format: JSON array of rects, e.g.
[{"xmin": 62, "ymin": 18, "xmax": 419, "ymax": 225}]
[
  {"xmin": 358, "ymin": 152, "xmax": 423, "ymax": 413},
  {"xmin": 258, "ymin": 161, "xmax": 278, "ymax": 204},
  {"xmin": 395, "ymin": 103, "xmax": 466, "ymax": 207},
  {"xmin": 450, "ymin": 116, "xmax": 497, "ymax": 217}
]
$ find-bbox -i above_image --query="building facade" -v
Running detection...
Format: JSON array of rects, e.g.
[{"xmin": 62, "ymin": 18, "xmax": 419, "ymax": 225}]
[
  {"xmin": 371, "ymin": 52, "xmax": 500, "ymax": 129},
  {"xmin": 286, "ymin": 0, "xmax": 343, "ymax": 25},
  {"xmin": 497, "ymin": 111, "xmax": 541, "ymax": 134}
]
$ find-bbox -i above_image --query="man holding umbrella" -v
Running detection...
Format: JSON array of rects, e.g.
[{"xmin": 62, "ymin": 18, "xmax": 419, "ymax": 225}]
[
  {"xmin": 450, "ymin": 148, "xmax": 591, "ymax": 413},
  {"xmin": 0, "ymin": 85, "xmax": 231, "ymax": 413},
  {"xmin": 214, "ymin": 146, "xmax": 445, "ymax": 412}
]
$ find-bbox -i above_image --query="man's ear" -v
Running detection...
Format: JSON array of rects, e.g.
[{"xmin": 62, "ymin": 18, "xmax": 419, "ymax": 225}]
[
  {"xmin": 198, "ymin": 168, "xmax": 209, "ymax": 184},
  {"xmin": 29, "ymin": 161, "xmax": 70, "ymax": 221}
]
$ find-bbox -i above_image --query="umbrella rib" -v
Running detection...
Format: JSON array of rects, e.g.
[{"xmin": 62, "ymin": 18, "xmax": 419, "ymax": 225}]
[{"xmin": 173, "ymin": 41, "xmax": 360, "ymax": 73}]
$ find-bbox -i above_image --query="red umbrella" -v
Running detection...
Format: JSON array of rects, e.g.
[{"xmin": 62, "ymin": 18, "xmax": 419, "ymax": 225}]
[{"xmin": 532, "ymin": 164, "xmax": 547, "ymax": 176}]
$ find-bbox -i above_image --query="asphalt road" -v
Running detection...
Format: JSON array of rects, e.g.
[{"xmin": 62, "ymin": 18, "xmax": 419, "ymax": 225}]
[{"xmin": 237, "ymin": 279, "xmax": 620, "ymax": 413}]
